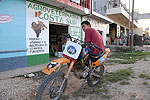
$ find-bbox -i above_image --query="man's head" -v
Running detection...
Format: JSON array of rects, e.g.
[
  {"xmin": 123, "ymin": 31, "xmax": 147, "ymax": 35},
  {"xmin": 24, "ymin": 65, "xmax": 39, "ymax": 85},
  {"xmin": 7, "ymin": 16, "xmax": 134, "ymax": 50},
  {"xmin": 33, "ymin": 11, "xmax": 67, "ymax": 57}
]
[{"xmin": 81, "ymin": 20, "xmax": 91, "ymax": 32}]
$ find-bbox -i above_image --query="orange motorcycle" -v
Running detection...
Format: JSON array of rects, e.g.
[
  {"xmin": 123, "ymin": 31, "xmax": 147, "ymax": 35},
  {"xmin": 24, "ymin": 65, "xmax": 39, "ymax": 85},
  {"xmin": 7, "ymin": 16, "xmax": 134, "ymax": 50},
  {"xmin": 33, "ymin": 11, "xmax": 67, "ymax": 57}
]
[{"xmin": 36, "ymin": 34, "xmax": 111, "ymax": 100}]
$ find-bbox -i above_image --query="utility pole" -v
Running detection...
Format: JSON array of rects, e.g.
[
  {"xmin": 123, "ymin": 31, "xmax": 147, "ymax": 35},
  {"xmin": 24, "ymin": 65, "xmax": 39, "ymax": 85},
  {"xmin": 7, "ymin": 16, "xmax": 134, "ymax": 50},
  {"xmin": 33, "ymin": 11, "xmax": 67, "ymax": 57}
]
[
  {"xmin": 131, "ymin": 0, "xmax": 134, "ymax": 52},
  {"xmin": 128, "ymin": 0, "xmax": 131, "ymax": 46}
]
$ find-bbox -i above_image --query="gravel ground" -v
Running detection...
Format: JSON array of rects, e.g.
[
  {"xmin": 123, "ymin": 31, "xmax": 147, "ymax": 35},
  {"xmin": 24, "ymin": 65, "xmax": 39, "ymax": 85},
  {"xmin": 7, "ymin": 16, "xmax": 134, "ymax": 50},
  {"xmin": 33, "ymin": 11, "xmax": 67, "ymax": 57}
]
[
  {"xmin": 0, "ymin": 59, "xmax": 150, "ymax": 100},
  {"xmin": 0, "ymin": 77, "xmax": 39, "ymax": 100}
]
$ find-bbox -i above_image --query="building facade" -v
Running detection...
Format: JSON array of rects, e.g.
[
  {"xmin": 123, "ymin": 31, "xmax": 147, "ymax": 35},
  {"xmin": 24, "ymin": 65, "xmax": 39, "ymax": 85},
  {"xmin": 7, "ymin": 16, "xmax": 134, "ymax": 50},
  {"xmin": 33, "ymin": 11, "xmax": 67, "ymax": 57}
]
[
  {"xmin": 0, "ymin": 0, "xmax": 91, "ymax": 71},
  {"xmin": 0, "ymin": 0, "xmax": 27, "ymax": 71},
  {"xmin": 82, "ymin": 0, "xmax": 112, "ymax": 45},
  {"xmin": 82, "ymin": 13, "xmax": 112, "ymax": 46},
  {"xmin": 0, "ymin": 0, "xmax": 113, "ymax": 72},
  {"xmin": 26, "ymin": 0, "xmax": 82, "ymax": 66},
  {"xmin": 106, "ymin": 0, "xmax": 140, "ymax": 45}
]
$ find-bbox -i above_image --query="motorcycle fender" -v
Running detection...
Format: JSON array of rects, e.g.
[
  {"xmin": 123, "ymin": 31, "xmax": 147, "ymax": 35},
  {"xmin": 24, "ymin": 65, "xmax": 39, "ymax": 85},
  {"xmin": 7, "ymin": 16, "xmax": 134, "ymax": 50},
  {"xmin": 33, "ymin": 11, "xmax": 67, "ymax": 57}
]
[
  {"xmin": 92, "ymin": 48, "xmax": 111, "ymax": 67},
  {"xmin": 42, "ymin": 57, "xmax": 71, "ymax": 75}
]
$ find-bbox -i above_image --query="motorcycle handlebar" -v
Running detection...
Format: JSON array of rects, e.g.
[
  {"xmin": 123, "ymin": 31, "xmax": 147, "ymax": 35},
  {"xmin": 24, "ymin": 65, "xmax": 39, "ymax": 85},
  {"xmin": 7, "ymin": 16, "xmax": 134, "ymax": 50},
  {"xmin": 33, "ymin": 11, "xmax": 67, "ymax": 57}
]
[{"xmin": 64, "ymin": 33, "xmax": 103, "ymax": 51}]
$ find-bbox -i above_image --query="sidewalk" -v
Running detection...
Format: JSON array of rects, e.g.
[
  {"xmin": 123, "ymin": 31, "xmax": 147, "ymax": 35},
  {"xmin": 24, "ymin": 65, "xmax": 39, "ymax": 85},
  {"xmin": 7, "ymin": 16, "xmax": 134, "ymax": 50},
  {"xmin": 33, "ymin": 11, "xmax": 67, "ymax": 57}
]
[
  {"xmin": 0, "ymin": 57, "xmax": 58, "ymax": 80},
  {"xmin": 0, "ymin": 64, "xmax": 47, "ymax": 80}
]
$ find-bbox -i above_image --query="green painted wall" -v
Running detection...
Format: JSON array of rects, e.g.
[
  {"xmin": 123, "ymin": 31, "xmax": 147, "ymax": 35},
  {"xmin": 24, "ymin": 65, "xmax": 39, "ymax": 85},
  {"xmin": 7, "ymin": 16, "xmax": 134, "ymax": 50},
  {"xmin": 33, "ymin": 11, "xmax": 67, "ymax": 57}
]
[{"xmin": 27, "ymin": 53, "xmax": 49, "ymax": 66}]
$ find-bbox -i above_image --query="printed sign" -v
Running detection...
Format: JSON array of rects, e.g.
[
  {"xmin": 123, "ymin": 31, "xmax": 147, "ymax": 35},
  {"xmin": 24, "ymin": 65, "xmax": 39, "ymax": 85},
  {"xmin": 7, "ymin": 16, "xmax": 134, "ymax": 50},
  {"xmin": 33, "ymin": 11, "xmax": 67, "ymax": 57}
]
[
  {"xmin": 67, "ymin": 45, "xmax": 76, "ymax": 55},
  {"xmin": 26, "ymin": 1, "xmax": 81, "ymax": 55},
  {"xmin": 63, "ymin": 41, "xmax": 82, "ymax": 59},
  {"xmin": 27, "ymin": 1, "xmax": 80, "ymax": 26},
  {"xmin": 26, "ymin": 2, "xmax": 49, "ymax": 55},
  {"xmin": 117, "ymin": 25, "xmax": 120, "ymax": 38},
  {"xmin": 71, "ymin": 0, "xmax": 80, "ymax": 4}
]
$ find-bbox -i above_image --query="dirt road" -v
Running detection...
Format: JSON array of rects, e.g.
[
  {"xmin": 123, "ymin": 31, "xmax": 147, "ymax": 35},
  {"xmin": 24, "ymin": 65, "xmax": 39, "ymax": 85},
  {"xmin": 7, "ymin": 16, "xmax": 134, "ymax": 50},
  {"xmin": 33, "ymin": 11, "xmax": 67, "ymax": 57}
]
[
  {"xmin": 0, "ymin": 59, "xmax": 150, "ymax": 100},
  {"xmin": 104, "ymin": 60, "xmax": 150, "ymax": 100}
]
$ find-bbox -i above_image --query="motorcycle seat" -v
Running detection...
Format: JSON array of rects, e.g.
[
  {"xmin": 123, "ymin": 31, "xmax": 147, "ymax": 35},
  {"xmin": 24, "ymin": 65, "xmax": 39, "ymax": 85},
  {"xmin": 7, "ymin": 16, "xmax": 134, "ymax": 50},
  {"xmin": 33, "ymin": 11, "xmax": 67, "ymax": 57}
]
[{"xmin": 90, "ymin": 51, "xmax": 106, "ymax": 62}]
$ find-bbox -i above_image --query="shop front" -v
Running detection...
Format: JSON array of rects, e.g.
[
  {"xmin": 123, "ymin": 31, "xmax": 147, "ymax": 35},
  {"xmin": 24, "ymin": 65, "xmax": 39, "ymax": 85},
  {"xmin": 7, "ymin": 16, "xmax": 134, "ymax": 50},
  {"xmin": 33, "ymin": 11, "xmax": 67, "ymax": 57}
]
[
  {"xmin": 109, "ymin": 23, "xmax": 129, "ymax": 46},
  {"xmin": 26, "ymin": 0, "xmax": 82, "ymax": 66},
  {"xmin": 0, "ymin": 0, "xmax": 82, "ymax": 72}
]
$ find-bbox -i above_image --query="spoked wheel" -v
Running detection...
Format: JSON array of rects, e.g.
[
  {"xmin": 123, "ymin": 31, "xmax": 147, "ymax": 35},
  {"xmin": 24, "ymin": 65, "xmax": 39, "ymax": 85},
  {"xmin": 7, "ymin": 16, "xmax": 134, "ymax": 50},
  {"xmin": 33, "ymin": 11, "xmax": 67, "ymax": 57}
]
[
  {"xmin": 87, "ymin": 65, "xmax": 104, "ymax": 87},
  {"xmin": 36, "ymin": 71, "xmax": 67, "ymax": 100}
]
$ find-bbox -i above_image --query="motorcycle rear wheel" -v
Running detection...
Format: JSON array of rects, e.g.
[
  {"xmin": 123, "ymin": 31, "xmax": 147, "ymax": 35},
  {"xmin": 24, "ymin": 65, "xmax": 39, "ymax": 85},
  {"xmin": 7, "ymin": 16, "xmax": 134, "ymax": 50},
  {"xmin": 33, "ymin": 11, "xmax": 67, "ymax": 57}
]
[
  {"xmin": 36, "ymin": 71, "xmax": 67, "ymax": 100},
  {"xmin": 87, "ymin": 65, "xmax": 104, "ymax": 87}
]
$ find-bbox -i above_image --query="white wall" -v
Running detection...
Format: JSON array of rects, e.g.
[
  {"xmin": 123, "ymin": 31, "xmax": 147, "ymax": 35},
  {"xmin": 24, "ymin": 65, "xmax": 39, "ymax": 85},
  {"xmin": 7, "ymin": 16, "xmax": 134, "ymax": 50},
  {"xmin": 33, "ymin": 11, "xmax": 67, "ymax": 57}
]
[{"xmin": 134, "ymin": 28, "xmax": 143, "ymax": 36}]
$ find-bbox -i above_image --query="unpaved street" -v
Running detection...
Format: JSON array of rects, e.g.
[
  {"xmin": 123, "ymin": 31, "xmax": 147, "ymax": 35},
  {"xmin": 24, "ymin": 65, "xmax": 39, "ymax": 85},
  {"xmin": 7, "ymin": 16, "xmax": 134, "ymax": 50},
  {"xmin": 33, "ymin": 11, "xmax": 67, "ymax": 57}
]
[
  {"xmin": 104, "ymin": 60, "xmax": 150, "ymax": 100},
  {"xmin": 0, "ymin": 59, "xmax": 150, "ymax": 100}
]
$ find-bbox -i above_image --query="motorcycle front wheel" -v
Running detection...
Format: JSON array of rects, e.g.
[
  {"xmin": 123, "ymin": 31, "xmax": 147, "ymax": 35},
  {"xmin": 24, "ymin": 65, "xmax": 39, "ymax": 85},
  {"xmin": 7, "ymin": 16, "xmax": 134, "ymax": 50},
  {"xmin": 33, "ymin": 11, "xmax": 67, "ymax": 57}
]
[
  {"xmin": 36, "ymin": 71, "xmax": 67, "ymax": 100},
  {"xmin": 87, "ymin": 65, "xmax": 104, "ymax": 87}
]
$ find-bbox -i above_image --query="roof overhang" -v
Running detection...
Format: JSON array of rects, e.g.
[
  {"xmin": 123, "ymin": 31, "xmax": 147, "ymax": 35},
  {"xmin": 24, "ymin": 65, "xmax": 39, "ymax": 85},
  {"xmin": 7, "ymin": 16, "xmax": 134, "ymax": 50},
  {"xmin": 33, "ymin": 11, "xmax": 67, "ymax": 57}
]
[
  {"xmin": 107, "ymin": 7, "xmax": 139, "ymax": 28},
  {"xmin": 36, "ymin": 0, "xmax": 88, "ymax": 15},
  {"xmin": 90, "ymin": 11, "xmax": 113, "ymax": 24}
]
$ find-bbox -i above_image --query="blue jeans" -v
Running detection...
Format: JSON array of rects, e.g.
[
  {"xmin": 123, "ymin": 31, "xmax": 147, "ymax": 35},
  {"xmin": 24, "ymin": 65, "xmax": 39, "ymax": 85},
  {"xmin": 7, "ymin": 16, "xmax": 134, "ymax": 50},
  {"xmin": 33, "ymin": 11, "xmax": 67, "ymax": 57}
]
[{"xmin": 86, "ymin": 48, "xmax": 101, "ymax": 56}]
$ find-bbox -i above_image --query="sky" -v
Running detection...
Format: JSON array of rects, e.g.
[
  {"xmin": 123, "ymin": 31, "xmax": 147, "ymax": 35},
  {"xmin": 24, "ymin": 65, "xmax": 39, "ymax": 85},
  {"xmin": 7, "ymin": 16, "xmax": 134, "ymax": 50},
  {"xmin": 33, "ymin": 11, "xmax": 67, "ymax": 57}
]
[
  {"xmin": 121, "ymin": 0, "xmax": 150, "ymax": 14},
  {"xmin": 121, "ymin": 0, "xmax": 150, "ymax": 28}
]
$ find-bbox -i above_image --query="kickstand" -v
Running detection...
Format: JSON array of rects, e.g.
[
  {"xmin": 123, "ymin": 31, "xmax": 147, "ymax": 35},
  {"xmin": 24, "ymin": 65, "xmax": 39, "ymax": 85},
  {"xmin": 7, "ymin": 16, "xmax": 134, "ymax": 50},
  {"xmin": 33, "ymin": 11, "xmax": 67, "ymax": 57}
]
[{"xmin": 91, "ymin": 86, "xmax": 95, "ymax": 92}]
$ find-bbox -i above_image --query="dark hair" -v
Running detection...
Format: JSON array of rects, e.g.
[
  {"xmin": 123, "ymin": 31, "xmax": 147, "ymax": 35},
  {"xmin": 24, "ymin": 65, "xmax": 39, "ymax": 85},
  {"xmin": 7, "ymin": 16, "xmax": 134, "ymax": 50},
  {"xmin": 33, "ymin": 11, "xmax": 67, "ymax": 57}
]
[{"xmin": 81, "ymin": 20, "xmax": 91, "ymax": 26}]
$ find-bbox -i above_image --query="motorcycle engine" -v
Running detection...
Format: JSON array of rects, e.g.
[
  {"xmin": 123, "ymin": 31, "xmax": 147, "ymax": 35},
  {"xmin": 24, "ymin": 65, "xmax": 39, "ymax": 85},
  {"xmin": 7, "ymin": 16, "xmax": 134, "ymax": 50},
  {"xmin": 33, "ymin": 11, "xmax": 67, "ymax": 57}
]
[
  {"xmin": 74, "ymin": 48, "xmax": 90, "ymax": 79},
  {"xmin": 74, "ymin": 62, "xmax": 90, "ymax": 79}
]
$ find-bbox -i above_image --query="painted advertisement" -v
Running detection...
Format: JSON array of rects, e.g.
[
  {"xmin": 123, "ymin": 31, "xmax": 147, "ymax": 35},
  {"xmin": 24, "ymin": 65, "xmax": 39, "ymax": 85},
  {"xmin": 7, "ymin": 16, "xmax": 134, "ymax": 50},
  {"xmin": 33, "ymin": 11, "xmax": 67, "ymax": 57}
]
[
  {"xmin": 26, "ymin": 1, "xmax": 81, "ymax": 55},
  {"xmin": 26, "ymin": 1, "xmax": 49, "ymax": 55},
  {"xmin": 27, "ymin": 1, "xmax": 81, "ymax": 26},
  {"xmin": 0, "ymin": 14, "xmax": 13, "ymax": 24}
]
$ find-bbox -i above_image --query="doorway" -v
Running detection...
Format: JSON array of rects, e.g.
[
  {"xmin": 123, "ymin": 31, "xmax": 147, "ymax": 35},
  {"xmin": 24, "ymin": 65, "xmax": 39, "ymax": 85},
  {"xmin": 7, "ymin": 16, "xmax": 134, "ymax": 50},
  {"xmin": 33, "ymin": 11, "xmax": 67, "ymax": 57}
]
[
  {"xmin": 49, "ymin": 23, "xmax": 68, "ymax": 57},
  {"xmin": 109, "ymin": 23, "xmax": 117, "ymax": 44},
  {"xmin": 120, "ymin": 26, "xmax": 125, "ymax": 36}
]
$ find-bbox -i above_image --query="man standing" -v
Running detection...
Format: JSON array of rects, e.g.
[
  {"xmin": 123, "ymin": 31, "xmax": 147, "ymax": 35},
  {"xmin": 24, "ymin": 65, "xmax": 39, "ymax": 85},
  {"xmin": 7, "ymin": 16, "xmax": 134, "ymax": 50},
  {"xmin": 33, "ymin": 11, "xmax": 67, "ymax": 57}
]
[
  {"xmin": 81, "ymin": 21, "xmax": 105, "ymax": 54},
  {"xmin": 120, "ymin": 31, "xmax": 125, "ymax": 45}
]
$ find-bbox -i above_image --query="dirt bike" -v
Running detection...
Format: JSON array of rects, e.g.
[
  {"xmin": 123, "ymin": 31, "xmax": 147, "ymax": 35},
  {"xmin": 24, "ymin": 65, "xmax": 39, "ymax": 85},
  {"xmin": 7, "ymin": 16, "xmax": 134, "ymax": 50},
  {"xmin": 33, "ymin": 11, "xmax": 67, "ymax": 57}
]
[{"xmin": 36, "ymin": 34, "xmax": 111, "ymax": 100}]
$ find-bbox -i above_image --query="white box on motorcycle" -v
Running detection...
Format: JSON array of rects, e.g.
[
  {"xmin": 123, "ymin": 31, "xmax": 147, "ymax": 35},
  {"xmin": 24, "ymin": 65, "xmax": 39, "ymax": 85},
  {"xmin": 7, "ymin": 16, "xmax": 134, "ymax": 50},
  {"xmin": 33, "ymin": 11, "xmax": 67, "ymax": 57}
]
[{"xmin": 63, "ymin": 41, "xmax": 82, "ymax": 59}]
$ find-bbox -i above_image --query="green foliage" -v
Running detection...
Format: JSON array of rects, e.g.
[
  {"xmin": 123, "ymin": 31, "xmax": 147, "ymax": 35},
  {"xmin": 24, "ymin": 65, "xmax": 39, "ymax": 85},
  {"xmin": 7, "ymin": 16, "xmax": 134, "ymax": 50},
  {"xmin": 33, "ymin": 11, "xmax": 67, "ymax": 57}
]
[
  {"xmin": 143, "ymin": 82, "xmax": 149, "ymax": 85},
  {"xmin": 102, "ymin": 95, "xmax": 112, "ymax": 99},
  {"xmin": 60, "ymin": 95, "xmax": 70, "ymax": 100},
  {"xmin": 107, "ymin": 51, "xmax": 150, "ymax": 64},
  {"xmin": 107, "ymin": 59, "xmax": 135, "ymax": 64},
  {"xmin": 104, "ymin": 68, "xmax": 133, "ymax": 83},
  {"xmin": 120, "ymin": 81, "xmax": 130, "ymax": 85},
  {"xmin": 139, "ymin": 74, "xmax": 150, "ymax": 79},
  {"xmin": 8, "ymin": 98, "xmax": 13, "ymax": 100}
]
